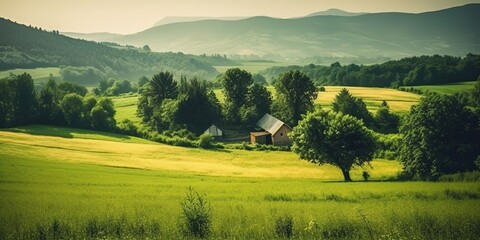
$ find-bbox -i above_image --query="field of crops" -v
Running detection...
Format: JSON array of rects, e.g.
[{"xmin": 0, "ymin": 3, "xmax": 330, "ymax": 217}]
[
  {"xmin": 409, "ymin": 81, "xmax": 476, "ymax": 95},
  {"xmin": 214, "ymin": 86, "xmax": 420, "ymax": 113},
  {"xmin": 1, "ymin": 126, "xmax": 479, "ymax": 239}
]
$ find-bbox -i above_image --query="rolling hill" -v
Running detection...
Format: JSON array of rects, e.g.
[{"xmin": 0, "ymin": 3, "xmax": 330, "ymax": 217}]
[
  {"xmin": 0, "ymin": 18, "xmax": 236, "ymax": 80},
  {"xmin": 103, "ymin": 4, "xmax": 480, "ymax": 60}
]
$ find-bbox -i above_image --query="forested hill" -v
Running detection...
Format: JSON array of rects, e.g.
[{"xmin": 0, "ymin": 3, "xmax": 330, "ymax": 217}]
[
  {"xmin": 260, "ymin": 54, "xmax": 480, "ymax": 87},
  {"xmin": 106, "ymin": 4, "xmax": 480, "ymax": 60},
  {"xmin": 0, "ymin": 18, "xmax": 235, "ymax": 80}
]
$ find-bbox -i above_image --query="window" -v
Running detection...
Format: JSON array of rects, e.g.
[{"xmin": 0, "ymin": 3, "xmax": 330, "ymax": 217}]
[{"xmin": 280, "ymin": 132, "xmax": 283, "ymax": 136}]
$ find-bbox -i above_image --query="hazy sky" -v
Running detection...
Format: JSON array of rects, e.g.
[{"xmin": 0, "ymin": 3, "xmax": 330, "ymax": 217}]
[{"xmin": 1, "ymin": 0, "xmax": 479, "ymax": 34}]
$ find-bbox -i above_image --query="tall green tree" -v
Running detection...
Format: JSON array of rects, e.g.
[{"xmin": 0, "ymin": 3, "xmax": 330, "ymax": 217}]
[
  {"xmin": 399, "ymin": 93, "xmax": 480, "ymax": 180},
  {"xmin": 60, "ymin": 93, "xmax": 84, "ymax": 127},
  {"xmin": 273, "ymin": 70, "xmax": 317, "ymax": 125},
  {"xmin": 240, "ymin": 83, "xmax": 273, "ymax": 126},
  {"xmin": 0, "ymin": 77, "xmax": 15, "ymax": 127},
  {"xmin": 290, "ymin": 110, "xmax": 375, "ymax": 181},
  {"xmin": 473, "ymin": 78, "xmax": 480, "ymax": 107},
  {"xmin": 332, "ymin": 88, "xmax": 373, "ymax": 126},
  {"xmin": 13, "ymin": 73, "xmax": 37, "ymax": 125},
  {"xmin": 137, "ymin": 72, "xmax": 178, "ymax": 126},
  {"xmin": 91, "ymin": 98, "xmax": 116, "ymax": 131},
  {"xmin": 175, "ymin": 78, "xmax": 221, "ymax": 134},
  {"xmin": 373, "ymin": 101, "xmax": 400, "ymax": 133},
  {"xmin": 221, "ymin": 68, "xmax": 253, "ymax": 123}
]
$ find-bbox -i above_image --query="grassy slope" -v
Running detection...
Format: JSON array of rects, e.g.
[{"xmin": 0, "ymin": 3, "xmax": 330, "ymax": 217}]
[
  {"xmin": 0, "ymin": 67, "xmax": 61, "ymax": 82},
  {"xmin": 0, "ymin": 126, "xmax": 400, "ymax": 179},
  {"xmin": 111, "ymin": 95, "xmax": 142, "ymax": 124},
  {"xmin": 0, "ymin": 126, "xmax": 479, "ymax": 239},
  {"xmin": 410, "ymin": 81, "xmax": 476, "ymax": 95}
]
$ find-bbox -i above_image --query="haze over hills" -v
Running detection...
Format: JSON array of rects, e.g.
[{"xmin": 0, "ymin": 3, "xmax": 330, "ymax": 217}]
[
  {"xmin": 306, "ymin": 8, "xmax": 366, "ymax": 17},
  {"xmin": 153, "ymin": 16, "xmax": 247, "ymax": 27},
  {"xmin": 92, "ymin": 4, "xmax": 479, "ymax": 61},
  {"xmin": 0, "ymin": 18, "xmax": 237, "ymax": 81}
]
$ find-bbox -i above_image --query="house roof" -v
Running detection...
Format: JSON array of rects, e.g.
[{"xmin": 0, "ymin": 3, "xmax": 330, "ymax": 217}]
[
  {"xmin": 256, "ymin": 113, "xmax": 289, "ymax": 135},
  {"xmin": 204, "ymin": 124, "xmax": 222, "ymax": 136}
]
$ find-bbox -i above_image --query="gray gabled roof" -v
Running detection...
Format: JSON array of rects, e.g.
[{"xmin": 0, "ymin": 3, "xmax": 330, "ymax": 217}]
[{"xmin": 256, "ymin": 113, "xmax": 287, "ymax": 135}]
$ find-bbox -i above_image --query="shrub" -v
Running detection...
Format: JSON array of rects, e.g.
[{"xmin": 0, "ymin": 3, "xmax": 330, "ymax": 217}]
[
  {"xmin": 275, "ymin": 215, "xmax": 294, "ymax": 238},
  {"xmin": 198, "ymin": 133, "xmax": 214, "ymax": 149},
  {"xmin": 437, "ymin": 171, "xmax": 480, "ymax": 182},
  {"xmin": 179, "ymin": 187, "xmax": 212, "ymax": 238},
  {"xmin": 362, "ymin": 171, "xmax": 370, "ymax": 181},
  {"xmin": 318, "ymin": 86, "xmax": 326, "ymax": 92},
  {"xmin": 117, "ymin": 119, "xmax": 139, "ymax": 136}
]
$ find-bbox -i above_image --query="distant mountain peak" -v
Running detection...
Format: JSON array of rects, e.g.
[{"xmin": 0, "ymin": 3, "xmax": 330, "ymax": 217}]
[
  {"xmin": 307, "ymin": 8, "xmax": 366, "ymax": 17},
  {"xmin": 153, "ymin": 16, "xmax": 247, "ymax": 26}
]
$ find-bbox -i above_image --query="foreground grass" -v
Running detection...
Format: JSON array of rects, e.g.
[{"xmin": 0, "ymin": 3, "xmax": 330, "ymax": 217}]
[{"xmin": 0, "ymin": 126, "xmax": 479, "ymax": 239}]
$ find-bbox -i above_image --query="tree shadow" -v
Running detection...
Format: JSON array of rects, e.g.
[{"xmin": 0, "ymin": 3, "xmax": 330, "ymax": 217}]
[{"xmin": 6, "ymin": 124, "xmax": 133, "ymax": 142}]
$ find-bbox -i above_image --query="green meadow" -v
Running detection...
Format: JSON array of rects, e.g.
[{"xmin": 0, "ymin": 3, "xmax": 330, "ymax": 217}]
[
  {"xmin": 0, "ymin": 67, "xmax": 61, "ymax": 83},
  {"xmin": 410, "ymin": 81, "xmax": 476, "ymax": 95},
  {"xmin": 1, "ymin": 126, "xmax": 479, "ymax": 239},
  {"xmin": 111, "ymin": 95, "xmax": 142, "ymax": 125}
]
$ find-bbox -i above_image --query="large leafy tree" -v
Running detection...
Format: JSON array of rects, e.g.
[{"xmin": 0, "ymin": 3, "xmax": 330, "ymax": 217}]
[
  {"xmin": 175, "ymin": 78, "xmax": 222, "ymax": 134},
  {"xmin": 332, "ymin": 88, "xmax": 373, "ymax": 126},
  {"xmin": 221, "ymin": 68, "xmax": 253, "ymax": 123},
  {"xmin": 290, "ymin": 110, "xmax": 376, "ymax": 181},
  {"xmin": 91, "ymin": 98, "xmax": 116, "ymax": 131},
  {"xmin": 373, "ymin": 101, "xmax": 400, "ymax": 134},
  {"xmin": 240, "ymin": 83, "xmax": 273, "ymax": 126},
  {"xmin": 273, "ymin": 70, "xmax": 317, "ymax": 126},
  {"xmin": 137, "ymin": 72, "xmax": 178, "ymax": 127},
  {"xmin": 60, "ymin": 93, "xmax": 84, "ymax": 127},
  {"xmin": 13, "ymin": 73, "xmax": 37, "ymax": 125},
  {"xmin": 399, "ymin": 93, "xmax": 480, "ymax": 180}
]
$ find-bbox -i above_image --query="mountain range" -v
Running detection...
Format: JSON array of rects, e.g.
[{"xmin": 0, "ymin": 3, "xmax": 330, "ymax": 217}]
[{"xmin": 62, "ymin": 4, "xmax": 480, "ymax": 61}]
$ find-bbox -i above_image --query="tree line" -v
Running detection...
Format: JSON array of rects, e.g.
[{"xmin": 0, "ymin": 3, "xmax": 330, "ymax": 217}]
[
  {"xmin": 291, "ymin": 79, "xmax": 480, "ymax": 181},
  {"xmin": 0, "ymin": 73, "xmax": 116, "ymax": 131},
  {"xmin": 261, "ymin": 54, "xmax": 480, "ymax": 87}
]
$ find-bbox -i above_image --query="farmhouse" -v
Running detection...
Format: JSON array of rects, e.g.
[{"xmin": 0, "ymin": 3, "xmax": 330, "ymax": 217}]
[
  {"xmin": 204, "ymin": 124, "xmax": 223, "ymax": 138},
  {"xmin": 250, "ymin": 113, "xmax": 292, "ymax": 146}
]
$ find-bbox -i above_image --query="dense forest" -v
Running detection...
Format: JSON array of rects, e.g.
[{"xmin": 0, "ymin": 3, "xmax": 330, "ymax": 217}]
[
  {"xmin": 261, "ymin": 54, "xmax": 480, "ymax": 87},
  {"xmin": 0, "ymin": 18, "xmax": 236, "ymax": 82}
]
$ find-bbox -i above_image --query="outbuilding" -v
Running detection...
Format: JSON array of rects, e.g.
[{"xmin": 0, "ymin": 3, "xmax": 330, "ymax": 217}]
[
  {"xmin": 250, "ymin": 114, "xmax": 292, "ymax": 146},
  {"xmin": 204, "ymin": 124, "xmax": 223, "ymax": 138}
]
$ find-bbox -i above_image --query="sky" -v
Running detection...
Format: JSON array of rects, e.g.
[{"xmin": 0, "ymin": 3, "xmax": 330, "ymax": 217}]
[{"xmin": 1, "ymin": 0, "xmax": 479, "ymax": 34}]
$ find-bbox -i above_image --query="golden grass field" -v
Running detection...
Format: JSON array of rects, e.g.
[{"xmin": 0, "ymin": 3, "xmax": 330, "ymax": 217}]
[{"xmin": 0, "ymin": 126, "xmax": 401, "ymax": 180}]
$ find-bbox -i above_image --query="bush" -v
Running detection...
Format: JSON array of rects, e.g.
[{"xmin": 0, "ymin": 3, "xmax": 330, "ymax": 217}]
[
  {"xmin": 117, "ymin": 119, "xmax": 139, "ymax": 136},
  {"xmin": 198, "ymin": 133, "xmax": 214, "ymax": 149},
  {"xmin": 275, "ymin": 215, "xmax": 294, "ymax": 238},
  {"xmin": 179, "ymin": 187, "xmax": 212, "ymax": 238}
]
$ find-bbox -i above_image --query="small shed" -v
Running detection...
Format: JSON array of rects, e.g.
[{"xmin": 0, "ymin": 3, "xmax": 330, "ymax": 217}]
[
  {"xmin": 250, "ymin": 114, "xmax": 292, "ymax": 146},
  {"xmin": 204, "ymin": 124, "xmax": 223, "ymax": 138}
]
